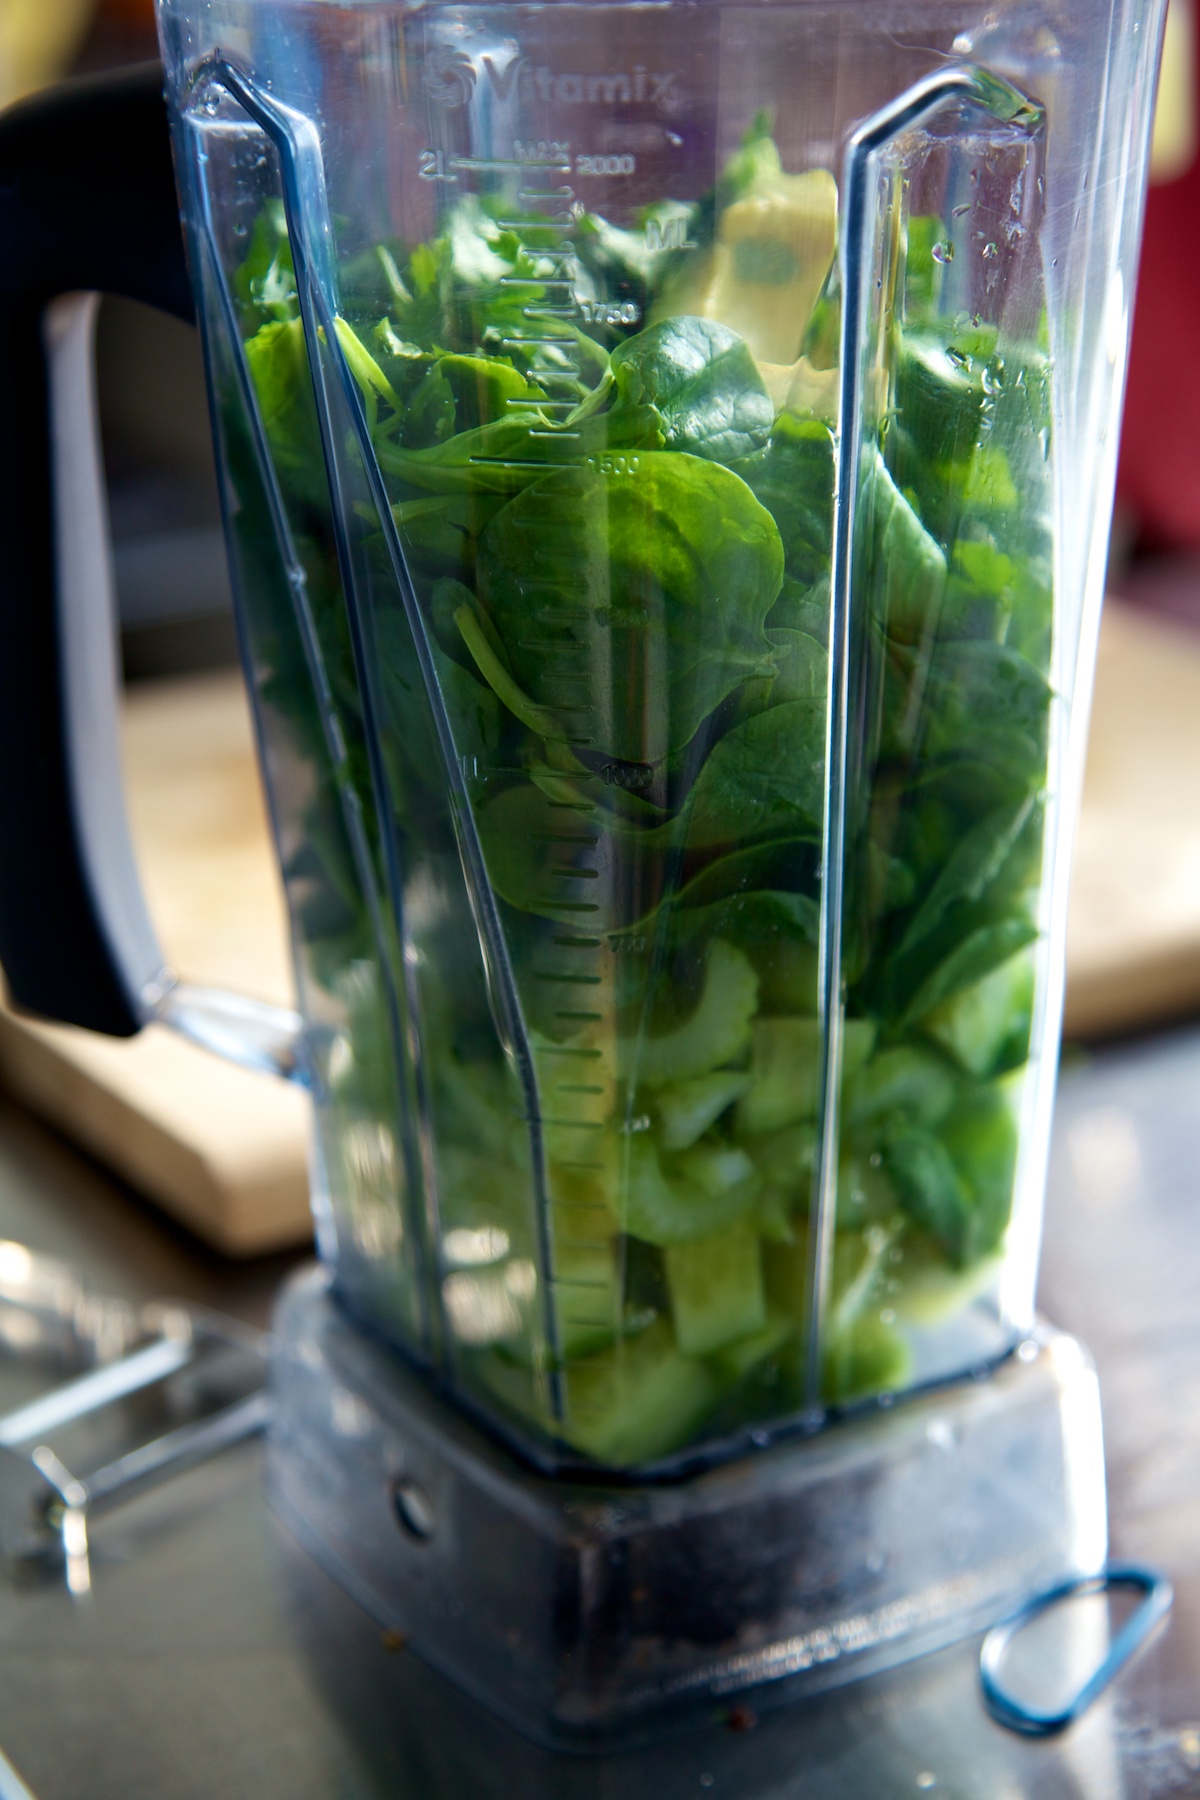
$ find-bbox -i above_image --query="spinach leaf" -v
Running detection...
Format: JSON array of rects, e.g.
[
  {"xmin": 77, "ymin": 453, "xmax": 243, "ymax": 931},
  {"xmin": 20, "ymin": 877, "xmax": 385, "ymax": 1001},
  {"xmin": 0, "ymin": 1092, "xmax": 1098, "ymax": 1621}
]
[
  {"xmin": 232, "ymin": 200, "xmax": 296, "ymax": 328},
  {"xmin": 919, "ymin": 641, "xmax": 1051, "ymax": 783},
  {"xmin": 476, "ymin": 780, "xmax": 663, "ymax": 926},
  {"xmin": 609, "ymin": 317, "xmax": 773, "ymax": 464},
  {"xmin": 766, "ymin": 575, "xmax": 830, "ymax": 644},
  {"xmin": 243, "ymin": 318, "xmax": 326, "ymax": 510},
  {"xmin": 674, "ymin": 837, "xmax": 819, "ymax": 909},
  {"xmin": 378, "ymin": 412, "xmax": 637, "ymax": 496},
  {"xmin": 900, "ymin": 794, "xmax": 1035, "ymax": 953},
  {"xmin": 885, "ymin": 1080, "xmax": 1016, "ymax": 1269},
  {"xmin": 682, "ymin": 698, "xmax": 826, "ymax": 848},
  {"xmin": 397, "ymin": 353, "xmax": 541, "ymax": 449},
  {"xmin": 766, "ymin": 627, "xmax": 827, "ymax": 704},
  {"xmin": 479, "ymin": 453, "xmax": 783, "ymax": 764},
  {"xmin": 900, "ymin": 917, "xmax": 1039, "ymax": 1026},
  {"xmin": 736, "ymin": 413, "xmax": 834, "ymax": 587},
  {"xmin": 390, "ymin": 492, "xmax": 507, "ymax": 587},
  {"xmin": 861, "ymin": 453, "xmax": 948, "ymax": 642},
  {"xmin": 883, "ymin": 1128, "xmax": 974, "ymax": 1266}
]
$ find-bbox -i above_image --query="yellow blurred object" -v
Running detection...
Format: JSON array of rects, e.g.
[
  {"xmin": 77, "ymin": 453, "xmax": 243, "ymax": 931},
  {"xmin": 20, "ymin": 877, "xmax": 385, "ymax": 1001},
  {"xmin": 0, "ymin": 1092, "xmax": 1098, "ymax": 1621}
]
[
  {"xmin": 653, "ymin": 161, "xmax": 838, "ymax": 367},
  {"xmin": 1151, "ymin": 0, "xmax": 1196, "ymax": 183},
  {"xmin": 757, "ymin": 353, "xmax": 838, "ymax": 422},
  {"xmin": 0, "ymin": 0, "xmax": 96, "ymax": 107},
  {"xmin": 702, "ymin": 170, "xmax": 839, "ymax": 365}
]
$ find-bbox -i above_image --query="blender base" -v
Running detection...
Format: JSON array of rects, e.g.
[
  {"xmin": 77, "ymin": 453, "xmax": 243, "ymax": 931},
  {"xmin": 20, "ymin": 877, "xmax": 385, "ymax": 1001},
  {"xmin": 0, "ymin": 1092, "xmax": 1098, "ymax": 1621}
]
[{"xmin": 268, "ymin": 1267, "xmax": 1106, "ymax": 1749}]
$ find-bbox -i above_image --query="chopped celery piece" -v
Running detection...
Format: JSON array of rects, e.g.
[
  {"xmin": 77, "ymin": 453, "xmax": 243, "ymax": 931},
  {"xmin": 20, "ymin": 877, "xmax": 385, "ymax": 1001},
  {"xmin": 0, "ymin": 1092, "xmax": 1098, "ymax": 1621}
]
[
  {"xmin": 657, "ymin": 1070, "xmax": 753, "ymax": 1150},
  {"xmin": 624, "ymin": 1137, "xmax": 759, "ymax": 1245},
  {"xmin": 562, "ymin": 1320, "xmax": 717, "ymax": 1465},
  {"xmin": 750, "ymin": 1121, "xmax": 818, "ymax": 1188},
  {"xmin": 843, "ymin": 1045, "xmax": 958, "ymax": 1131},
  {"xmin": 824, "ymin": 1313, "xmax": 911, "ymax": 1403},
  {"xmin": 665, "ymin": 1221, "xmax": 766, "ymax": 1355},
  {"xmin": 762, "ymin": 1232, "xmax": 810, "ymax": 1316},
  {"xmin": 710, "ymin": 1314, "xmax": 796, "ymax": 1384},
  {"xmin": 736, "ymin": 1017, "xmax": 821, "ymax": 1136},
  {"xmin": 924, "ymin": 948, "xmax": 1034, "ymax": 1076},
  {"xmin": 553, "ymin": 1237, "xmax": 622, "ymax": 1361},
  {"xmin": 632, "ymin": 940, "xmax": 759, "ymax": 1087},
  {"xmin": 736, "ymin": 1015, "xmax": 875, "ymax": 1136},
  {"xmin": 888, "ymin": 1233, "xmax": 1003, "ymax": 1326}
]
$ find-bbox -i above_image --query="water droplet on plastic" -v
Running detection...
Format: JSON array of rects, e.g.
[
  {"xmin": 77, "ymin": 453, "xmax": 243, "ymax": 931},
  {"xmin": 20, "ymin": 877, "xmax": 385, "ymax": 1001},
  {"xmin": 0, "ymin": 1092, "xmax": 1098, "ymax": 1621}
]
[
  {"xmin": 947, "ymin": 348, "xmax": 969, "ymax": 371},
  {"xmin": 931, "ymin": 241, "xmax": 954, "ymax": 265},
  {"xmin": 982, "ymin": 241, "xmax": 999, "ymax": 260},
  {"xmin": 980, "ymin": 366, "xmax": 1002, "ymax": 396},
  {"xmin": 951, "ymin": 203, "xmax": 971, "ymax": 218},
  {"xmin": 233, "ymin": 222, "xmax": 248, "ymax": 238}
]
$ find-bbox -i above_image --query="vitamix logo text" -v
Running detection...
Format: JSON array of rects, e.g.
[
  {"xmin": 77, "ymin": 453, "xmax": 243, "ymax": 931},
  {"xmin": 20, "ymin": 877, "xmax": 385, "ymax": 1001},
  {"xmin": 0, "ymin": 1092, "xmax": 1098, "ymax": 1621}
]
[{"xmin": 424, "ymin": 51, "xmax": 684, "ymax": 112}]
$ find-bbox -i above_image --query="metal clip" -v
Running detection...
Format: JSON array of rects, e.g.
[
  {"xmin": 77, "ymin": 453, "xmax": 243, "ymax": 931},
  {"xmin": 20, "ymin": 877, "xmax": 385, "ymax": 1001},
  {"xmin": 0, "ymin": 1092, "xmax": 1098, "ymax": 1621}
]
[
  {"xmin": 0, "ymin": 1253, "xmax": 270, "ymax": 1591},
  {"xmin": 980, "ymin": 1563, "xmax": 1174, "ymax": 1735}
]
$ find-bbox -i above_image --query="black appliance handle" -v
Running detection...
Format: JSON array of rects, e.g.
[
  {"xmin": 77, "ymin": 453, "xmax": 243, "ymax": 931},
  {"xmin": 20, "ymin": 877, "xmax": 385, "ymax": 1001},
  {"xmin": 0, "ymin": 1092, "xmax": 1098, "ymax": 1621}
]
[{"xmin": 0, "ymin": 64, "xmax": 193, "ymax": 1035}]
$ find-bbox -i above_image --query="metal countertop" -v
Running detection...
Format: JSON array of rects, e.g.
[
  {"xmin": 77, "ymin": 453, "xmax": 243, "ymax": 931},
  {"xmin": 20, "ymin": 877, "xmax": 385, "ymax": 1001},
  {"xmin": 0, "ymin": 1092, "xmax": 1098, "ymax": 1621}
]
[{"xmin": 0, "ymin": 1022, "xmax": 1197, "ymax": 1798}]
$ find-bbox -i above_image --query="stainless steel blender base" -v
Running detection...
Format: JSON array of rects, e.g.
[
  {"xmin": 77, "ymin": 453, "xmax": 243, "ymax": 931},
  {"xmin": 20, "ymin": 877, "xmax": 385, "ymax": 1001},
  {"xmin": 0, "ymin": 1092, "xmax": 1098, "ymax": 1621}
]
[{"xmin": 268, "ymin": 1266, "xmax": 1106, "ymax": 1749}]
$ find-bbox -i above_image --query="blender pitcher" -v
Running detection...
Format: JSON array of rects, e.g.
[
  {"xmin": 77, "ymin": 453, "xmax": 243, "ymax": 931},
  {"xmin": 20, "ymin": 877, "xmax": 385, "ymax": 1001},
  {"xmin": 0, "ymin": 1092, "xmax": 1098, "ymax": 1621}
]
[{"xmin": 0, "ymin": 0, "xmax": 1164, "ymax": 1745}]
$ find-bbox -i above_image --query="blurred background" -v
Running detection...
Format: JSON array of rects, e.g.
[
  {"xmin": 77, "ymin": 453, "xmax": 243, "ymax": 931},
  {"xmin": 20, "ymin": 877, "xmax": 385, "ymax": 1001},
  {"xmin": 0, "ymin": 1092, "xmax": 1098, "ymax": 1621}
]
[{"xmin": 2, "ymin": 0, "xmax": 236, "ymax": 680}]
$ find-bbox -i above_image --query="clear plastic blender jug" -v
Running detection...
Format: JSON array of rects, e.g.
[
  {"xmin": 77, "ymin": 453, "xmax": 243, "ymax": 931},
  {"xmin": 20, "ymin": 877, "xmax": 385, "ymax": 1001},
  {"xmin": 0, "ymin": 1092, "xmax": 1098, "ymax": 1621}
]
[{"xmin": 0, "ymin": 0, "xmax": 1164, "ymax": 1745}]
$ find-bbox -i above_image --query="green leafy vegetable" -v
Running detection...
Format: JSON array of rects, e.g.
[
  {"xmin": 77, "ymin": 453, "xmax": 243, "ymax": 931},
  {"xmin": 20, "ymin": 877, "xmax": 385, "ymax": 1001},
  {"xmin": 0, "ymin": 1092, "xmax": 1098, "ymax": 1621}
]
[
  {"xmin": 226, "ymin": 126, "xmax": 1056, "ymax": 1469},
  {"xmin": 479, "ymin": 453, "xmax": 783, "ymax": 763},
  {"xmin": 609, "ymin": 316, "xmax": 773, "ymax": 464}
]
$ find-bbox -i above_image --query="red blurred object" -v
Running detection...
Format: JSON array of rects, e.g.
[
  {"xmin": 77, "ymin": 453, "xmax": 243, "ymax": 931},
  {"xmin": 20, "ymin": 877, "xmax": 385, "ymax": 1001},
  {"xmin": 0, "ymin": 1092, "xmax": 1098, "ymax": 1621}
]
[{"xmin": 1118, "ymin": 25, "xmax": 1200, "ymax": 551}]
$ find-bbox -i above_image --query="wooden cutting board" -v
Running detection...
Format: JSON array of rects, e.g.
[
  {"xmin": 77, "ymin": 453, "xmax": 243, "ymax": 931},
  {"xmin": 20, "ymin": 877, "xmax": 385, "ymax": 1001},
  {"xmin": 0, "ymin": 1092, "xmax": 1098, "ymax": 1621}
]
[
  {"xmin": 0, "ymin": 599, "xmax": 1197, "ymax": 1255},
  {"xmin": 0, "ymin": 672, "xmax": 311, "ymax": 1255},
  {"xmin": 1064, "ymin": 599, "xmax": 1200, "ymax": 1036}
]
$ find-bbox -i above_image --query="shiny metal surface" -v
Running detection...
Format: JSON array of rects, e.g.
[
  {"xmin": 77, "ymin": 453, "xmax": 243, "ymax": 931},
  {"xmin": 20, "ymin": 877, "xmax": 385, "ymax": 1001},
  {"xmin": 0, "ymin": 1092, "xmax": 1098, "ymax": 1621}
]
[{"xmin": 0, "ymin": 1018, "xmax": 1196, "ymax": 1797}]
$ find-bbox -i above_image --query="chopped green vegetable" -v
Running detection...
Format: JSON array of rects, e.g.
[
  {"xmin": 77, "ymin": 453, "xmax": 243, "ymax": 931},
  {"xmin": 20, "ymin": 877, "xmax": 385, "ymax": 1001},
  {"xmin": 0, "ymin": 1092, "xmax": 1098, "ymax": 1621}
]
[
  {"xmin": 666, "ymin": 1222, "xmax": 767, "ymax": 1355},
  {"xmin": 224, "ymin": 117, "xmax": 1055, "ymax": 1469}
]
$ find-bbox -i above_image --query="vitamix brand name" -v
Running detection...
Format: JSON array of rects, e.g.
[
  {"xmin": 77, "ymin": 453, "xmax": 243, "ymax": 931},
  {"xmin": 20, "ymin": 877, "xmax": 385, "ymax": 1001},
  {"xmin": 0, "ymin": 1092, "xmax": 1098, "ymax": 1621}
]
[
  {"xmin": 424, "ymin": 51, "xmax": 683, "ymax": 112},
  {"xmin": 528, "ymin": 66, "xmax": 681, "ymax": 106}
]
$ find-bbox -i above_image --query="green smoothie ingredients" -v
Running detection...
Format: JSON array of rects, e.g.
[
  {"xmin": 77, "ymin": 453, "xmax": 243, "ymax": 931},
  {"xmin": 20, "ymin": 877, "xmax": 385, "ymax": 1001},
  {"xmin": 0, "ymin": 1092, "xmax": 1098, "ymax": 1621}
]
[{"xmin": 225, "ymin": 119, "xmax": 1052, "ymax": 1467}]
